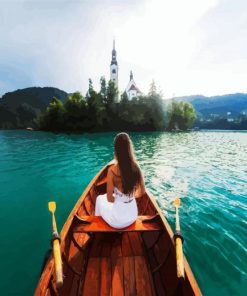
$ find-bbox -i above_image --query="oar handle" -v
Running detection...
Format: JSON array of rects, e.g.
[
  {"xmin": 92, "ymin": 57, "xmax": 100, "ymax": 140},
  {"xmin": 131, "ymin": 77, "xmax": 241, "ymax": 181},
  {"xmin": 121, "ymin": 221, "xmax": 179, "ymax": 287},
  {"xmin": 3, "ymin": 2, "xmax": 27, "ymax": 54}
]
[
  {"xmin": 175, "ymin": 206, "xmax": 180, "ymax": 232},
  {"xmin": 50, "ymin": 213, "xmax": 63, "ymax": 287},
  {"xmin": 174, "ymin": 200, "xmax": 185, "ymax": 279},
  {"xmin": 52, "ymin": 213, "xmax": 58, "ymax": 233},
  {"xmin": 175, "ymin": 235, "xmax": 185, "ymax": 278},
  {"xmin": 52, "ymin": 237, "xmax": 63, "ymax": 287}
]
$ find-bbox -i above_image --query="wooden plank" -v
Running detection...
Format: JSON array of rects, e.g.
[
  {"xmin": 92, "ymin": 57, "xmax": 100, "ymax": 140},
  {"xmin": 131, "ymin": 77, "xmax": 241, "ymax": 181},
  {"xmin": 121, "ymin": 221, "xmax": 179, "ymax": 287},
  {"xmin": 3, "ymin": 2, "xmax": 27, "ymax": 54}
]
[
  {"xmin": 147, "ymin": 248, "xmax": 166, "ymax": 296},
  {"xmin": 128, "ymin": 232, "xmax": 144, "ymax": 256},
  {"xmin": 160, "ymin": 251, "xmax": 178, "ymax": 296},
  {"xmin": 59, "ymin": 264, "xmax": 75, "ymax": 296},
  {"xmin": 123, "ymin": 256, "xmax": 136, "ymax": 296},
  {"xmin": 84, "ymin": 195, "xmax": 94, "ymax": 215},
  {"xmin": 69, "ymin": 275, "xmax": 80, "ymax": 296},
  {"xmin": 111, "ymin": 234, "xmax": 122, "ymax": 259},
  {"xmin": 82, "ymin": 257, "xmax": 101, "ymax": 296},
  {"xmin": 101, "ymin": 234, "xmax": 113, "ymax": 257},
  {"xmin": 89, "ymin": 233, "xmax": 103, "ymax": 257},
  {"xmin": 153, "ymin": 272, "xmax": 166, "ymax": 296},
  {"xmin": 100, "ymin": 257, "xmax": 111, "ymax": 296},
  {"xmin": 146, "ymin": 202, "xmax": 157, "ymax": 215},
  {"xmin": 147, "ymin": 262, "xmax": 156, "ymax": 296},
  {"xmin": 76, "ymin": 232, "xmax": 91, "ymax": 250},
  {"xmin": 77, "ymin": 202, "xmax": 88, "ymax": 216},
  {"xmin": 137, "ymin": 194, "xmax": 149, "ymax": 215},
  {"xmin": 73, "ymin": 216, "xmax": 161, "ymax": 233},
  {"xmin": 111, "ymin": 257, "xmax": 124, "ymax": 296},
  {"xmin": 44, "ymin": 288, "xmax": 52, "ymax": 296},
  {"xmin": 121, "ymin": 233, "xmax": 133, "ymax": 257},
  {"xmin": 142, "ymin": 231, "xmax": 161, "ymax": 249},
  {"xmin": 134, "ymin": 256, "xmax": 154, "ymax": 296},
  {"xmin": 95, "ymin": 175, "xmax": 107, "ymax": 187},
  {"xmin": 153, "ymin": 233, "xmax": 171, "ymax": 269},
  {"xmin": 59, "ymin": 239, "xmax": 77, "ymax": 296},
  {"xmin": 67, "ymin": 235, "xmax": 85, "ymax": 272},
  {"xmin": 89, "ymin": 188, "xmax": 97, "ymax": 204}
]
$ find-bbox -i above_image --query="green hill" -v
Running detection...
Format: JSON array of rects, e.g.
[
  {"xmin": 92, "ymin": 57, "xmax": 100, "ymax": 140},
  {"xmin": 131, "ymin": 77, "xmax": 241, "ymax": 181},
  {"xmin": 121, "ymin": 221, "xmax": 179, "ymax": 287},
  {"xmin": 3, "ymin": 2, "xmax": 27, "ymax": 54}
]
[
  {"xmin": 170, "ymin": 93, "xmax": 247, "ymax": 118},
  {"xmin": 0, "ymin": 87, "xmax": 68, "ymax": 129}
]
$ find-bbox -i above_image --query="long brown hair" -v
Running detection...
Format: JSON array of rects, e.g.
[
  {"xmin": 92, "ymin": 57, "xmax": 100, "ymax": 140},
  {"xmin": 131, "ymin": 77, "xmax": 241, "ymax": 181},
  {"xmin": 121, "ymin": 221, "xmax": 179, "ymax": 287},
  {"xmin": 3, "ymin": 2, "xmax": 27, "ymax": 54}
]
[{"xmin": 114, "ymin": 133, "xmax": 142, "ymax": 194}]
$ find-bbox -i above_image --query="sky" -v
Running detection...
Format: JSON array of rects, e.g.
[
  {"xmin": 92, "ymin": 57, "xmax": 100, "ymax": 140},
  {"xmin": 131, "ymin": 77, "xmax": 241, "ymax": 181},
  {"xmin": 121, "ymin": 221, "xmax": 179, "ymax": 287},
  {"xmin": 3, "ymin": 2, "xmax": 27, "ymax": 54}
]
[{"xmin": 0, "ymin": 0, "xmax": 247, "ymax": 98}]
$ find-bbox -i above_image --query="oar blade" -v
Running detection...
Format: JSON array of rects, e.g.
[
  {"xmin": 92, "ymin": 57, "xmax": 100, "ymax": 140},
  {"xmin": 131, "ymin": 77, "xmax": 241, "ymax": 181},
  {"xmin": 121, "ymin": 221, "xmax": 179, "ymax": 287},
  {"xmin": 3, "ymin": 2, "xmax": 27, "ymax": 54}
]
[
  {"xmin": 48, "ymin": 201, "xmax": 56, "ymax": 213},
  {"xmin": 173, "ymin": 197, "xmax": 181, "ymax": 207}
]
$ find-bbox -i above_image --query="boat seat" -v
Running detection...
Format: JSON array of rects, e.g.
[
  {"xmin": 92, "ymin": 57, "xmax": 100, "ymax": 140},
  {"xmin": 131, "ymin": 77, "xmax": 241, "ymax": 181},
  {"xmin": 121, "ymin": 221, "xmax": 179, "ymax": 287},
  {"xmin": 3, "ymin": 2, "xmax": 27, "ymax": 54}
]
[{"xmin": 72, "ymin": 214, "xmax": 161, "ymax": 233}]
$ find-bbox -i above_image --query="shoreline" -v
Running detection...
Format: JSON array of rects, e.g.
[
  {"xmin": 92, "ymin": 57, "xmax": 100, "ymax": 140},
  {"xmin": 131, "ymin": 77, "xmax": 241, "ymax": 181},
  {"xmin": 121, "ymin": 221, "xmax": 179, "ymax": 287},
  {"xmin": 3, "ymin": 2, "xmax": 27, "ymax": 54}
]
[{"xmin": 1, "ymin": 128, "xmax": 247, "ymax": 134}]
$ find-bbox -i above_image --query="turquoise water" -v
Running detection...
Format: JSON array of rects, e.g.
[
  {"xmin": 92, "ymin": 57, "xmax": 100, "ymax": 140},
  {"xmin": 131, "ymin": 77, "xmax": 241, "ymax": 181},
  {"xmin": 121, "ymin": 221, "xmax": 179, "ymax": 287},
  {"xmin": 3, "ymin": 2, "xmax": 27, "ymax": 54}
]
[{"xmin": 0, "ymin": 130, "xmax": 246, "ymax": 295}]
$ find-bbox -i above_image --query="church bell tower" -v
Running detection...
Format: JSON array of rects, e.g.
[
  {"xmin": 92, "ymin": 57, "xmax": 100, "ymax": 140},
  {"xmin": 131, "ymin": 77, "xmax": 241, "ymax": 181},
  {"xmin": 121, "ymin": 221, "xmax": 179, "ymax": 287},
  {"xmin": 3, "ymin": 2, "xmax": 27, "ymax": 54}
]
[{"xmin": 110, "ymin": 40, "xmax": 118, "ymax": 91}]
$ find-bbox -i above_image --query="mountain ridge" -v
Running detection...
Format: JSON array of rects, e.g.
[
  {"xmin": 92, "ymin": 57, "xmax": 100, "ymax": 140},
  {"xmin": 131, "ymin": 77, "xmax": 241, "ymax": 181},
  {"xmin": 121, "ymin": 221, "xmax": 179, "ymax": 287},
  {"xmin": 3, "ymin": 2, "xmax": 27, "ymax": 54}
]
[
  {"xmin": 168, "ymin": 93, "xmax": 247, "ymax": 117},
  {"xmin": 0, "ymin": 87, "xmax": 68, "ymax": 129}
]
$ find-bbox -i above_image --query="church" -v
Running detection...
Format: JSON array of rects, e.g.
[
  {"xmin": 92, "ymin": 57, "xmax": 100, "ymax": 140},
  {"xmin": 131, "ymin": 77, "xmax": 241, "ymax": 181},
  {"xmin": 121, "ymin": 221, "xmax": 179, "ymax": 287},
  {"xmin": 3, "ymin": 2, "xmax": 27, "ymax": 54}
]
[{"xmin": 110, "ymin": 41, "xmax": 142, "ymax": 101}]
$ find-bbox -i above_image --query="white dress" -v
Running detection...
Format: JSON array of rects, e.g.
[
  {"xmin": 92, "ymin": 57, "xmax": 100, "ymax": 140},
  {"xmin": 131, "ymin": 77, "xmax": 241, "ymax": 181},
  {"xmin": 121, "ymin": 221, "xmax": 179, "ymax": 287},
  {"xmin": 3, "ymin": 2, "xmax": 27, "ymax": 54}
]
[{"xmin": 95, "ymin": 187, "xmax": 138, "ymax": 229}]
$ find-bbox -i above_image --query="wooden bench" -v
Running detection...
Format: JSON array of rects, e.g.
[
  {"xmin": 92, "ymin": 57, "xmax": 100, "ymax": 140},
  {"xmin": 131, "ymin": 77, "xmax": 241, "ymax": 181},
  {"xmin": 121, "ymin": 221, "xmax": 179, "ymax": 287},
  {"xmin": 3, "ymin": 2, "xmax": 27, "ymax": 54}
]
[{"xmin": 73, "ymin": 214, "xmax": 161, "ymax": 233}]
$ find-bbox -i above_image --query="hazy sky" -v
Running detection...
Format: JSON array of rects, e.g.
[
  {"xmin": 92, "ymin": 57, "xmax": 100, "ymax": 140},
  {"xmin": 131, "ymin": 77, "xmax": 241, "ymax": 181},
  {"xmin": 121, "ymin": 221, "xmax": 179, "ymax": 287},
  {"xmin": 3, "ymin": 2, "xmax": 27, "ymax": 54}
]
[{"xmin": 0, "ymin": 0, "xmax": 246, "ymax": 98}]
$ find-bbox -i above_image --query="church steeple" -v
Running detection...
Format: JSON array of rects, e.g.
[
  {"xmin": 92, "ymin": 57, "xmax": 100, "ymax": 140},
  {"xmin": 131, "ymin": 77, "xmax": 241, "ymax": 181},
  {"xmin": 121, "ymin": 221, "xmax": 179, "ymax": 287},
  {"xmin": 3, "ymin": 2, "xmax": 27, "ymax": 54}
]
[
  {"xmin": 110, "ymin": 39, "xmax": 119, "ymax": 102},
  {"xmin": 111, "ymin": 39, "xmax": 118, "ymax": 66},
  {"xmin": 130, "ymin": 70, "xmax": 133, "ymax": 81}
]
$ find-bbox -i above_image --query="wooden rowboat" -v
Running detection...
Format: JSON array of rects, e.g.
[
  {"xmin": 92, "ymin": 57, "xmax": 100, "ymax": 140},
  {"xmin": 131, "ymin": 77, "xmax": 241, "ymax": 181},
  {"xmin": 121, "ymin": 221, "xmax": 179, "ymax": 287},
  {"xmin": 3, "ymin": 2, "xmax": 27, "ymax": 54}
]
[{"xmin": 35, "ymin": 161, "xmax": 202, "ymax": 296}]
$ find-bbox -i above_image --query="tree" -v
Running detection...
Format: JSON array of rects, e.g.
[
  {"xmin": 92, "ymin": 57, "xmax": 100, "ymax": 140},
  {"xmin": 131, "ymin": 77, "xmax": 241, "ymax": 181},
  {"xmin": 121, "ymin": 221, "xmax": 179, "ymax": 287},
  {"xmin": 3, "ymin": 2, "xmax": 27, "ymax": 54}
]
[
  {"xmin": 88, "ymin": 79, "xmax": 95, "ymax": 97},
  {"xmin": 16, "ymin": 104, "xmax": 37, "ymax": 128},
  {"xmin": 120, "ymin": 91, "xmax": 128, "ymax": 104},
  {"xmin": 100, "ymin": 76, "xmax": 107, "ymax": 104},
  {"xmin": 182, "ymin": 102, "xmax": 197, "ymax": 130},
  {"xmin": 167, "ymin": 101, "xmax": 197, "ymax": 131},
  {"xmin": 148, "ymin": 80, "xmax": 158, "ymax": 97},
  {"xmin": 64, "ymin": 92, "xmax": 87, "ymax": 130},
  {"xmin": 106, "ymin": 80, "xmax": 118, "ymax": 106},
  {"xmin": 38, "ymin": 97, "xmax": 65, "ymax": 130}
]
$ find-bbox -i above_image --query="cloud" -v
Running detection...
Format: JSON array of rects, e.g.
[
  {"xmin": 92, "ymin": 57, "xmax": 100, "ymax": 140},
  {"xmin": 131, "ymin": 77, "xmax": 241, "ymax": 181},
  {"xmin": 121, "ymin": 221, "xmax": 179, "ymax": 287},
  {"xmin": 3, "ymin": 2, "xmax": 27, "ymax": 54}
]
[{"xmin": 0, "ymin": 0, "xmax": 246, "ymax": 97}]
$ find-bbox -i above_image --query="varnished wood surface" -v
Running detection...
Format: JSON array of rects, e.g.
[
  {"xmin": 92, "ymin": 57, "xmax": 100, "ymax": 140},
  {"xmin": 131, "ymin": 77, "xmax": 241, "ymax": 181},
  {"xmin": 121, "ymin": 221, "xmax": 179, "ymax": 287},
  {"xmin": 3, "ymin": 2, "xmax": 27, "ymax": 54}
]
[
  {"xmin": 35, "ymin": 160, "xmax": 202, "ymax": 296},
  {"xmin": 82, "ymin": 232, "xmax": 155, "ymax": 296},
  {"xmin": 73, "ymin": 215, "xmax": 161, "ymax": 233}
]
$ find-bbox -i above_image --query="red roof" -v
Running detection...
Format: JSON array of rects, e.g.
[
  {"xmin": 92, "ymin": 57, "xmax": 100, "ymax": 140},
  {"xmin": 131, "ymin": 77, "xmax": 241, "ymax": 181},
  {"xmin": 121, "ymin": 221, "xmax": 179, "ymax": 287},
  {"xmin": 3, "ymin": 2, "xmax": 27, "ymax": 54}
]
[{"xmin": 128, "ymin": 83, "xmax": 142, "ymax": 93}]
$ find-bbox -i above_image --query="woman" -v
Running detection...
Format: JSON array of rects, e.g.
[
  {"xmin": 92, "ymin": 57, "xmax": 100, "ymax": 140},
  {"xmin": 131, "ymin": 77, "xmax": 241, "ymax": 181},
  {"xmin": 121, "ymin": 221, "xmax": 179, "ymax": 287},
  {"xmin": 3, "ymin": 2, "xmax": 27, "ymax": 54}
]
[{"xmin": 95, "ymin": 133, "xmax": 146, "ymax": 229}]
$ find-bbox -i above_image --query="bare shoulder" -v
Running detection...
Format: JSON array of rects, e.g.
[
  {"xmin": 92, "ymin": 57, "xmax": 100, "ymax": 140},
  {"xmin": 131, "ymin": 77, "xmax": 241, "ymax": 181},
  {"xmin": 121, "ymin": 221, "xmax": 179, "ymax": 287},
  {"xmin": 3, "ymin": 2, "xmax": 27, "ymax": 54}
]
[{"xmin": 110, "ymin": 164, "xmax": 120, "ymax": 176}]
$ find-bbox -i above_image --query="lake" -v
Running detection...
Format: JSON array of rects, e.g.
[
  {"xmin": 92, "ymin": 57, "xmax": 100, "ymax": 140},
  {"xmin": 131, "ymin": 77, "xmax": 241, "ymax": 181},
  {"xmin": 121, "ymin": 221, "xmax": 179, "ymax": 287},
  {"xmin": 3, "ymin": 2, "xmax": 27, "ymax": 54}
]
[{"xmin": 0, "ymin": 130, "xmax": 246, "ymax": 295}]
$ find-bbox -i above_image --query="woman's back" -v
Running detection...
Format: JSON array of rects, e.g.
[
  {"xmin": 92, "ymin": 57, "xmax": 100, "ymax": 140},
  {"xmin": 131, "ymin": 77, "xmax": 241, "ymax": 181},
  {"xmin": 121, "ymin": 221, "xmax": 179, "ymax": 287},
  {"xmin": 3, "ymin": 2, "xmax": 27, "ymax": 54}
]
[
  {"xmin": 95, "ymin": 133, "xmax": 146, "ymax": 229},
  {"xmin": 110, "ymin": 164, "xmax": 124, "ymax": 192},
  {"xmin": 110, "ymin": 163, "xmax": 145, "ymax": 198}
]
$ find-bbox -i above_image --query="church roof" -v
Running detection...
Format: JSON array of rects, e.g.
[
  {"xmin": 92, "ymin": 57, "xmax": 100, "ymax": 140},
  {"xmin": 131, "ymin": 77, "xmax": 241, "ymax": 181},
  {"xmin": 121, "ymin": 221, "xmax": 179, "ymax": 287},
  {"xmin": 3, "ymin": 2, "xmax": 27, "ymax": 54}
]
[{"xmin": 127, "ymin": 82, "xmax": 142, "ymax": 93}]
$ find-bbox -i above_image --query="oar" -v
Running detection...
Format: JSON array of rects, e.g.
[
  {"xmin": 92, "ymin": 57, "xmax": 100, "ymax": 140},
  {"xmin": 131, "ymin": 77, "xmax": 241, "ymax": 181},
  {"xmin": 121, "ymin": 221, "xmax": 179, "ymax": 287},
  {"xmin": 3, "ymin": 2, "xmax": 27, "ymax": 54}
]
[
  {"xmin": 48, "ymin": 201, "xmax": 63, "ymax": 287},
  {"xmin": 173, "ymin": 197, "xmax": 185, "ymax": 279}
]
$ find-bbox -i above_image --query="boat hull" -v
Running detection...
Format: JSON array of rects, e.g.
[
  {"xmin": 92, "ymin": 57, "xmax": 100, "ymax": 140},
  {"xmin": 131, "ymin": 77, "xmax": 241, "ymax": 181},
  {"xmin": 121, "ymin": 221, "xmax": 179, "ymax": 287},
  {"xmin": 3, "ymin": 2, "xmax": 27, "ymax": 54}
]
[{"xmin": 35, "ymin": 161, "xmax": 202, "ymax": 296}]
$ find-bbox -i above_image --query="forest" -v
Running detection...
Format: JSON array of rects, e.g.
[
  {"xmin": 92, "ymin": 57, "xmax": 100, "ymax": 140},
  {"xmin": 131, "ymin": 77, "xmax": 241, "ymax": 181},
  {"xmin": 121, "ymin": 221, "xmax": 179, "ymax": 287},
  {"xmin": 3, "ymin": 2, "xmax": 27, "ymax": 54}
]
[{"xmin": 36, "ymin": 78, "xmax": 197, "ymax": 132}]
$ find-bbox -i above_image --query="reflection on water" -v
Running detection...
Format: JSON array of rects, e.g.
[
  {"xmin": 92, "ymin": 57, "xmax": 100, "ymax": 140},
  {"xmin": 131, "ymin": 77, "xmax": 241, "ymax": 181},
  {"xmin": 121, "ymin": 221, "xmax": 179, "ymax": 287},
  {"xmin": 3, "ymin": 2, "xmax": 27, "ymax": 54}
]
[{"xmin": 0, "ymin": 130, "xmax": 246, "ymax": 295}]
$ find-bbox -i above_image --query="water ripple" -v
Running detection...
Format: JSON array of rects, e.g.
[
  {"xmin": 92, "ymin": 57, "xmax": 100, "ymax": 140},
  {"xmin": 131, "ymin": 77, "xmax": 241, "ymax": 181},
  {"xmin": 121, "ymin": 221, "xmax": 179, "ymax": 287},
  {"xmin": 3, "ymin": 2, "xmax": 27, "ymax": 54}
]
[{"xmin": 0, "ymin": 130, "xmax": 247, "ymax": 295}]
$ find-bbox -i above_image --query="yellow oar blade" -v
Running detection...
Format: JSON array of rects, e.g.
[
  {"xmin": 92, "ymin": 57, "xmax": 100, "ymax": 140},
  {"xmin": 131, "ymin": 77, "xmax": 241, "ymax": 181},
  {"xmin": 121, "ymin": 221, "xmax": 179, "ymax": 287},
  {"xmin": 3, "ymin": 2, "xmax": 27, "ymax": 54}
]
[
  {"xmin": 48, "ymin": 201, "xmax": 56, "ymax": 213},
  {"xmin": 173, "ymin": 197, "xmax": 181, "ymax": 207}
]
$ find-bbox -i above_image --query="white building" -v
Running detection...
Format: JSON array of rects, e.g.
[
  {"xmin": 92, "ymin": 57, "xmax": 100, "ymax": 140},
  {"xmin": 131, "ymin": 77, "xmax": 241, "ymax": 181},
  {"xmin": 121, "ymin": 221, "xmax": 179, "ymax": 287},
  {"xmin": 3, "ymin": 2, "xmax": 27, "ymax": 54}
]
[
  {"xmin": 109, "ymin": 41, "xmax": 142, "ymax": 101},
  {"xmin": 110, "ymin": 40, "xmax": 119, "ymax": 102},
  {"xmin": 110, "ymin": 40, "xmax": 118, "ymax": 87},
  {"xmin": 125, "ymin": 71, "xmax": 142, "ymax": 100}
]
